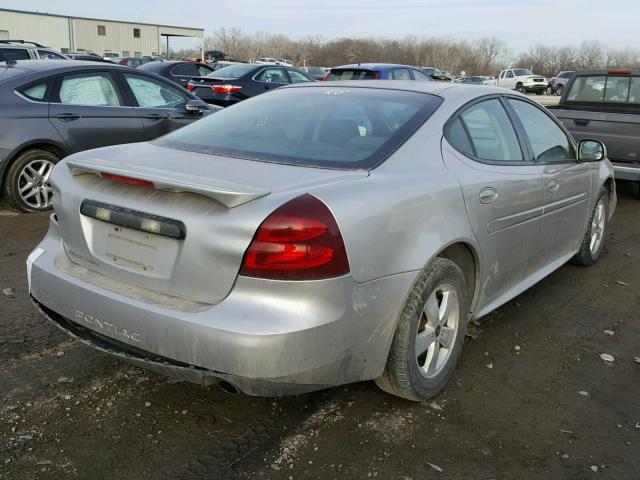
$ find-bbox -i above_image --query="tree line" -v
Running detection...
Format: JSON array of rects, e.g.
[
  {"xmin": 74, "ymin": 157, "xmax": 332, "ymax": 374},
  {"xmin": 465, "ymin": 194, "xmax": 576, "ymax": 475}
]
[{"xmin": 180, "ymin": 27, "xmax": 640, "ymax": 78}]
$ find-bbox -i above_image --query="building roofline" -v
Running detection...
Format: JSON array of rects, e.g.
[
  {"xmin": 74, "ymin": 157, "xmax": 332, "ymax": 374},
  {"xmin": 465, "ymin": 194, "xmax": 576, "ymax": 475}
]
[{"xmin": 0, "ymin": 7, "xmax": 204, "ymax": 32}]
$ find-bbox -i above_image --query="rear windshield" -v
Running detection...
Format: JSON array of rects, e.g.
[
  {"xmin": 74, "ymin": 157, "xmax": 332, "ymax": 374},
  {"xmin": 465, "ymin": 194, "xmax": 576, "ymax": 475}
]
[
  {"xmin": 0, "ymin": 66, "xmax": 30, "ymax": 82},
  {"xmin": 154, "ymin": 86, "xmax": 442, "ymax": 170},
  {"xmin": 328, "ymin": 69, "xmax": 377, "ymax": 81},
  {"xmin": 207, "ymin": 64, "xmax": 255, "ymax": 78},
  {"xmin": 567, "ymin": 75, "xmax": 640, "ymax": 104}
]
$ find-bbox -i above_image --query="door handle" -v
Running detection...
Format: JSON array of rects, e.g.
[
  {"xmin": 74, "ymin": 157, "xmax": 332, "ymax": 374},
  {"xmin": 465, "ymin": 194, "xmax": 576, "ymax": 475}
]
[
  {"xmin": 144, "ymin": 113, "xmax": 166, "ymax": 120},
  {"xmin": 56, "ymin": 113, "xmax": 81, "ymax": 121},
  {"xmin": 547, "ymin": 179, "xmax": 560, "ymax": 192},
  {"xmin": 479, "ymin": 187, "xmax": 498, "ymax": 204},
  {"xmin": 574, "ymin": 119, "xmax": 590, "ymax": 127}
]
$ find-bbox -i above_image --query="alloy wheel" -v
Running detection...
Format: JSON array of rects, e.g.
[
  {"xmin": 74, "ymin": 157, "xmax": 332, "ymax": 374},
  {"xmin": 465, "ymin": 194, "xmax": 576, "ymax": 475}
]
[
  {"xmin": 17, "ymin": 159, "xmax": 55, "ymax": 209},
  {"xmin": 415, "ymin": 284, "xmax": 460, "ymax": 379},
  {"xmin": 589, "ymin": 199, "xmax": 606, "ymax": 255}
]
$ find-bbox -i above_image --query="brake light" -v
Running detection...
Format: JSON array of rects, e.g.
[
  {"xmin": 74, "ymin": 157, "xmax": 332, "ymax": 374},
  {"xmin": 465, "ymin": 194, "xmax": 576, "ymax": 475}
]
[
  {"xmin": 240, "ymin": 194, "xmax": 350, "ymax": 280},
  {"xmin": 322, "ymin": 71, "xmax": 330, "ymax": 81},
  {"xmin": 100, "ymin": 172, "xmax": 154, "ymax": 189},
  {"xmin": 608, "ymin": 69, "xmax": 630, "ymax": 75},
  {"xmin": 187, "ymin": 82, "xmax": 195, "ymax": 92},
  {"xmin": 212, "ymin": 84, "xmax": 242, "ymax": 94}
]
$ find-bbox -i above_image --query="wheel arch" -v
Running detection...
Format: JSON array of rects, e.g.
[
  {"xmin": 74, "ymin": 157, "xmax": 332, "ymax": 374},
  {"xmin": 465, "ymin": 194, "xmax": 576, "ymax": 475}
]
[
  {"xmin": 435, "ymin": 241, "xmax": 480, "ymax": 315},
  {"xmin": 0, "ymin": 141, "xmax": 67, "ymax": 188}
]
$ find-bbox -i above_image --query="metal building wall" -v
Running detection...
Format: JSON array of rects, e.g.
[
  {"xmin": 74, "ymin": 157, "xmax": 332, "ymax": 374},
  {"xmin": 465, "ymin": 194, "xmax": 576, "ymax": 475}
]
[
  {"xmin": 73, "ymin": 19, "xmax": 161, "ymax": 57},
  {"xmin": 0, "ymin": 10, "xmax": 71, "ymax": 51}
]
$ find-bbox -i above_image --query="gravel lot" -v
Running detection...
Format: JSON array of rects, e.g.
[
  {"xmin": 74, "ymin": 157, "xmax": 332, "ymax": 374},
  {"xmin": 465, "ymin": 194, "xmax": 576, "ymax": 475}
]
[{"xmin": 1, "ymin": 181, "xmax": 638, "ymax": 480}]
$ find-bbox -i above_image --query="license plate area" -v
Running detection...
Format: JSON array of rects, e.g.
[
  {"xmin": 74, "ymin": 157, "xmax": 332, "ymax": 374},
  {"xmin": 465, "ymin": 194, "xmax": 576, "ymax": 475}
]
[{"xmin": 80, "ymin": 201, "xmax": 184, "ymax": 278}]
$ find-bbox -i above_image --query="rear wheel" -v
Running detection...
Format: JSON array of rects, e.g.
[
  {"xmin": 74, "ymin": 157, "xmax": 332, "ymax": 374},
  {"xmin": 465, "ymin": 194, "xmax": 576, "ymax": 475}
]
[
  {"xmin": 1, "ymin": 149, "xmax": 59, "ymax": 212},
  {"xmin": 546, "ymin": 86, "xmax": 554, "ymax": 95},
  {"xmin": 571, "ymin": 188, "xmax": 608, "ymax": 266},
  {"xmin": 555, "ymin": 85, "xmax": 563, "ymax": 96},
  {"xmin": 375, "ymin": 258, "xmax": 469, "ymax": 401}
]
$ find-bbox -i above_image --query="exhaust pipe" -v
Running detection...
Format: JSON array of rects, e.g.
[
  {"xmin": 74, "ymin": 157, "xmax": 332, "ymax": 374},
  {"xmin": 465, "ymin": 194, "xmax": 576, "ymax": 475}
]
[{"xmin": 218, "ymin": 380, "xmax": 239, "ymax": 395}]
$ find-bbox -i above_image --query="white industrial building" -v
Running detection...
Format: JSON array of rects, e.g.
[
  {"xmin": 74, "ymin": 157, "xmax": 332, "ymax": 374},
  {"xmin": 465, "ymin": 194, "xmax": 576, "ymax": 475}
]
[{"xmin": 0, "ymin": 8, "xmax": 204, "ymax": 58}]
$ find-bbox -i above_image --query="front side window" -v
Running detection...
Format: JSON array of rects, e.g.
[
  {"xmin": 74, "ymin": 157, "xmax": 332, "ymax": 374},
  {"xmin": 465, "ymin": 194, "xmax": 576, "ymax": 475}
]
[
  {"xmin": 567, "ymin": 76, "xmax": 606, "ymax": 102},
  {"xmin": 506, "ymin": 71, "xmax": 514, "ymax": 78},
  {"xmin": 125, "ymin": 74, "xmax": 186, "ymax": 109},
  {"xmin": 255, "ymin": 68, "xmax": 288, "ymax": 84},
  {"xmin": 508, "ymin": 99, "xmax": 573, "ymax": 162},
  {"xmin": 58, "ymin": 73, "xmax": 121, "ymax": 106},
  {"xmin": 391, "ymin": 68, "xmax": 412, "ymax": 80},
  {"xmin": 287, "ymin": 69, "xmax": 313, "ymax": 83},
  {"xmin": 154, "ymin": 87, "xmax": 442, "ymax": 170},
  {"xmin": 451, "ymin": 99, "xmax": 523, "ymax": 162}
]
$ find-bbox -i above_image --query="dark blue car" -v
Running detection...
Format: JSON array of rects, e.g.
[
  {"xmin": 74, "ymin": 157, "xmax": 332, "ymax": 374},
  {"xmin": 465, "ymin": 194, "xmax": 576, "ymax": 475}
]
[{"xmin": 325, "ymin": 63, "xmax": 434, "ymax": 81}]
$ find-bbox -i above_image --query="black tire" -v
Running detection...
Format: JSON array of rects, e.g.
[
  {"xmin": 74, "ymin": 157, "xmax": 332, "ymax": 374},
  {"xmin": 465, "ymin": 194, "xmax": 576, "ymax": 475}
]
[
  {"xmin": 1, "ymin": 149, "xmax": 59, "ymax": 213},
  {"xmin": 570, "ymin": 188, "xmax": 609, "ymax": 266},
  {"xmin": 556, "ymin": 85, "xmax": 563, "ymax": 96},
  {"xmin": 516, "ymin": 83, "xmax": 525, "ymax": 94},
  {"xmin": 546, "ymin": 86, "xmax": 554, "ymax": 95},
  {"xmin": 375, "ymin": 258, "xmax": 469, "ymax": 401}
]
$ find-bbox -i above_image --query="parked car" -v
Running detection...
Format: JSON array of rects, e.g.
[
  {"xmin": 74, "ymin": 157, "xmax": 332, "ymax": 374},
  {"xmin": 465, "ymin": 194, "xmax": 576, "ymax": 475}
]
[
  {"xmin": 65, "ymin": 52, "xmax": 114, "ymax": 63},
  {"xmin": 549, "ymin": 69, "xmax": 640, "ymax": 188},
  {"xmin": 115, "ymin": 57, "xmax": 152, "ymax": 67},
  {"xmin": 455, "ymin": 76, "xmax": 488, "ymax": 85},
  {"xmin": 188, "ymin": 63, "xmax": 314, "ymax": 107},
  {"xmin": 325, "ymin": 63, "xmax": 434, "ymax": 81},
  {"xmin": 298, "ymin": 66, "xmax": 327, "ymax": 81},
  {"xmin": 0, "ymin": 40, "xmax": 68, "ymax": 61},
  {"xmin": 254, "ymin": 57, "xmax": 293, "ymax": 66},
  {"xmin": 139, "ymin": 60, "xmax": 214, "ymax": 88},
  {"xmin": 421, "ymin": 67, "xmax": 453, "ymax": 81},
  {"xmin": 0, "ymin": 60, "xmax": 216, "ymax": 212},
  {"xmin": 486, "ymin": 68, "xmax": 547, "ymax": 94},
  {"xmin": 28, "ymin": 81, "xmax": 615, "ymax": 401},
  {"xmin": 546, "ymin": 71, "xmax": 576, "ymax": 96}
]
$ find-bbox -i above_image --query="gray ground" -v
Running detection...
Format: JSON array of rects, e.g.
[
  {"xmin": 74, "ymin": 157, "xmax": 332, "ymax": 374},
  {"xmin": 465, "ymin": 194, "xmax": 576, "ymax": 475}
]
[{"xmin": 1, "ymin": 181, "xmax": 638, "ymax": 480}]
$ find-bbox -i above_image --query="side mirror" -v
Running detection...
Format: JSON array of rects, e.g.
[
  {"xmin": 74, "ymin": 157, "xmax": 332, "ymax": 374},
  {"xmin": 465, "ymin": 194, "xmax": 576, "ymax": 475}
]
[
  {"xmin": 185, "ymin": 99, "xmax": 208, "ymax": 114},
  {"xmin": 578, "ymin": 139, "xmax": 606, "ymax": 162}
]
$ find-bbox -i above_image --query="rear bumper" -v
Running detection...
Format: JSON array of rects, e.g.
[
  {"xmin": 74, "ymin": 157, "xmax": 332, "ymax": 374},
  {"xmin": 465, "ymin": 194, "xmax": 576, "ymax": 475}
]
[
  {"xmin": 29, "ymin": 214, "xmax": 416, "ymax": 396},
  {"xmin": 612, "ymin": 163, "xmax": 640, "ymax": 181}
]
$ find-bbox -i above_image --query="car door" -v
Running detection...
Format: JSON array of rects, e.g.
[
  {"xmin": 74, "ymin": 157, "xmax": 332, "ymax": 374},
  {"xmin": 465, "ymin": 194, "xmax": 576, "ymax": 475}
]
[
  {"xmin": 506, "ymin": 97, "xmax": 592, "ymax": 269},
  {"xmin": 502, "ymin": 70, "xmax": 516, "ymax": 89},
  {"xmin": 48, "ymin": 70, "xmax": 143, "ymax": 153},
  {"xmin": 253, "ymin": 67, "xmax": 290, "ymax": 93},
  {"xmin": 120, "ymin": 72, "xmax": 203, "ymax": 139},
  {"xmin": 441, "ymin": 97, "xmax": 544, "ymax": 304}
]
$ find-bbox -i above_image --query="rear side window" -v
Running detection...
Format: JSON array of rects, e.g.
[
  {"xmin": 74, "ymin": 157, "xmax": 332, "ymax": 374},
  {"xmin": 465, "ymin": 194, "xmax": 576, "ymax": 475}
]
[
  {"xmin": 155, "ymin": 87, "xmax": 442, "ymax": 170},
  {"xmin": 57, "ymin": 73, "xmax": 122, "ymax": 107},
  {"xmin": 391, "ymin": 69, "xmax": 411, "ymax": 80},
  {"xmin": 328, "ymin": 69, "xmax": 377, "ymax": 80},
  {"xmin": 567, "ymin": 76, "xmax": 606, "ymax": 102},
  {"xmin": 20, "ymin": 81, "xmax": 49, "ymax": 101},
  {"xmin": 412, "ymin": 69, "xmax": 433, "ymax": 81},
  {"xmin": 287, "ymin": 69, "xmax": 313, "ymax": 84},
  {"xmin": 449, "ymin": 99, "xmax": 523, "ymax": 162},
  {"xmin": 171, "ymin": 63, "xmax": 198, "ymax": 76},
  {"xmin": 447, "ymin": 118, "xmax": 474, "ymax": 156}
]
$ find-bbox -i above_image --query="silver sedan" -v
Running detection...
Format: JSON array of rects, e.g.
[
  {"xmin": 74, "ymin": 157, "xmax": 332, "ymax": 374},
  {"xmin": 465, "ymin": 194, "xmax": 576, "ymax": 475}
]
[{"xmin": 28, "ymin": 81, "xmax": 616, "ymax": 400}]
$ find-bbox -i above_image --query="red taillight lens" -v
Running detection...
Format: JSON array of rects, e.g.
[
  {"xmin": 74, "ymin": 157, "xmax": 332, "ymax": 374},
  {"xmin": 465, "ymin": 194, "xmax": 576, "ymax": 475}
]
[
  {"xmin": 240, "ymin": 194, "xmax": 350, "ymax": 280},
  {"xmin": 212, "ymin": 84, "xmax": 242, "ymax": 94},
  {"xmin": 187, "ymin": 82, "xmax": 195, "ymax": 92},
  {"xmin": 100, "ymin": 172, "xmax": 154, "ymax": 189},
  {"xmin": 322, "ymin": 72, "xmax": 330, "ymax": 81}
]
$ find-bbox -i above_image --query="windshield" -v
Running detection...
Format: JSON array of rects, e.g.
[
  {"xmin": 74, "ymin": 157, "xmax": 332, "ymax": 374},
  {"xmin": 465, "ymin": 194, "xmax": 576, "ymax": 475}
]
[
  {"xmin": 513, "ymin": 69, "xmax": 534, "ymax": 76},
  {"xmin": 154, "ymin": 86, "xmax": 442, "ymax": 170},
  {"xmin": 206, "ymin": 64, "xmax": 255, "ymax": 78}
]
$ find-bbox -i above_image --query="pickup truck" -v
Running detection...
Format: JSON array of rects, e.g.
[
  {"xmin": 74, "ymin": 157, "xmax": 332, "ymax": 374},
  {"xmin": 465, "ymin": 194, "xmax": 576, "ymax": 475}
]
[
  {"xmin": 549, "ymin": 69, "xmax": 640, "ymax": 186},
  {"xmin": 485, "ymin": 68, "xmax": 547, "ymax": 94}
]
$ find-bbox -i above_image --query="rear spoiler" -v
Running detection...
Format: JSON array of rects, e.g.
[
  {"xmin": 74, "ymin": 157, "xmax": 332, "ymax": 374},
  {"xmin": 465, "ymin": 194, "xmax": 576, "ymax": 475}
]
[{"xmin": 67, "ymin": 160, "xmax": 270, "ymax": 208}]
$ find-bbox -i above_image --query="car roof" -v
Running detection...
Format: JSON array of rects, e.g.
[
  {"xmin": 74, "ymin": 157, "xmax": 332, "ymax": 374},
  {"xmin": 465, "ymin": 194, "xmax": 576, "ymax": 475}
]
[{"xmin": 332, "ymin": 63, "xmax": 416, "ymax": 71}]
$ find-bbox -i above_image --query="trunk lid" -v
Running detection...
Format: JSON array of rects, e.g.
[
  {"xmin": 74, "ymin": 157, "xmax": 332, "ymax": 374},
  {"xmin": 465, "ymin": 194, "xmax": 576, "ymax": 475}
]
[{"xmin": 51, "ymin": 142, "xmax": 368, "ymax": 304}]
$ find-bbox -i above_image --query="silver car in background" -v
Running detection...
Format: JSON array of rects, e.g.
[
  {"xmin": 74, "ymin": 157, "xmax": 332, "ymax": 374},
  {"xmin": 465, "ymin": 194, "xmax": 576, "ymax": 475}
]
[{"xmin": 28, "ymin": 82, "xmax": 616, "ymax": 400}]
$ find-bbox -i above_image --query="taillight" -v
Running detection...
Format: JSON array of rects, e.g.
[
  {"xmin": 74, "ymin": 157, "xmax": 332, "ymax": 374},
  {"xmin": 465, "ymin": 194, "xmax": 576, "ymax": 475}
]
[
  {"xmin": 187, "ymin": 82, "xmax": 195, "ymax": 92},
  {"xmin": 100, "ymin": 172, "xmax": 154, "ymax": 189},
  {"xmin": 240, "ymin": 194, "xmax": 350, "ymax": 280},
  {"xmin": 322, "ymin": 71, "xmax": 330, "ymax": 81},
  {"xmin": 212, "ymin": 84, "xmax": 242, "ymax": 94}
]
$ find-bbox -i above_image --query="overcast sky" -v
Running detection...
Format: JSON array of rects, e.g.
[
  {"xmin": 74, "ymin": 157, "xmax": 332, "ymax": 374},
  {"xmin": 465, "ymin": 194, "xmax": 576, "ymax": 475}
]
[{"xmin": 4, "ymin": 0, "xmax": 639, "ymax": 52}]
